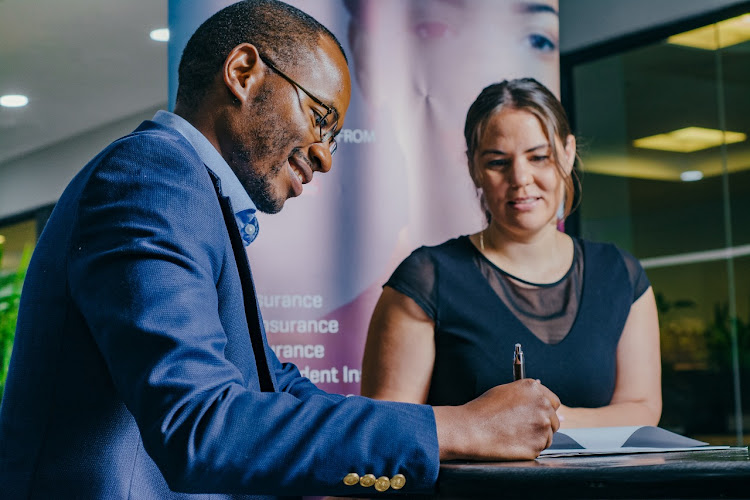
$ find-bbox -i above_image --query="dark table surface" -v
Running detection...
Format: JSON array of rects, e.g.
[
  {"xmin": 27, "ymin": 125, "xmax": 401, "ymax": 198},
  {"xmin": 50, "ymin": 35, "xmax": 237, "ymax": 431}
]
[{"xmin": 435, "ymin": 447, "xmax": 750, "ymax": 499}]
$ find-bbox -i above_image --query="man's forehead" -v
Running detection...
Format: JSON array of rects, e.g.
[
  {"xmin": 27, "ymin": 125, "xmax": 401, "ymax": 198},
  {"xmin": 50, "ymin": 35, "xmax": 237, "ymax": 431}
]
[{"xmin": 293, "ymin": 38, "xmax": 351, "ymax": 110}]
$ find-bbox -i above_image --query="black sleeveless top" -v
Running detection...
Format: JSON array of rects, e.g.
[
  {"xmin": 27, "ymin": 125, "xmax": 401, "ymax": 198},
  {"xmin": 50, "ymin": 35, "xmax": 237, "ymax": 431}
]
[{"xmin": 385, "ymin": 236, "xmax": 650, "ymax": 408}]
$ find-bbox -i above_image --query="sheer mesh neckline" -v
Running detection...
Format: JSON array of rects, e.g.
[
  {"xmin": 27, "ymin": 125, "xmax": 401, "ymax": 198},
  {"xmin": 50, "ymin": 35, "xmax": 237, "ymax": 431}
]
[
  {"xmin": 472, "ymin": 237, "xmax": 577, "ymax": 288},
  {"xmin": 466, "ymin": 236, "xmax": 584, "ymax": 345}
]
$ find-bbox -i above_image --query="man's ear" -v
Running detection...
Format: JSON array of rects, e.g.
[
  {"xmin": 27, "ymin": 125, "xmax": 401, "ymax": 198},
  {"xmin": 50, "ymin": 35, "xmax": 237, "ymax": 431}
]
[{"xmin": 223, "ymin": 43, "xmax": 265, "ymax": 104}]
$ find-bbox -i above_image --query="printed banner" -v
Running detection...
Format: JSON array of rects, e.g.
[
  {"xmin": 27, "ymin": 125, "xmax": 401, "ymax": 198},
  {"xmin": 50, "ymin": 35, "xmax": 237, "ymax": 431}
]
[{"xmin": 169, "ymin": 0, "xmax": 560, "ymax": 394}]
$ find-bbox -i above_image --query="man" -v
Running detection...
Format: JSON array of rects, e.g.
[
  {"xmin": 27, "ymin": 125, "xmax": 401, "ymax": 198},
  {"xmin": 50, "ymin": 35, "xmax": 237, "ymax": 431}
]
[{"xmin": 0, "ymin": 1, "xmax": 560, "ymax": 498}]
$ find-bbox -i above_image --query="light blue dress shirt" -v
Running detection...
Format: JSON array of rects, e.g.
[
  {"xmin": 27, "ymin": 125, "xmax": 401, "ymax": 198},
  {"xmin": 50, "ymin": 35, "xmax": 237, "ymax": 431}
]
[{"xmin": 151, "ymin": 110, "xmax": 259, "ymax": 245}]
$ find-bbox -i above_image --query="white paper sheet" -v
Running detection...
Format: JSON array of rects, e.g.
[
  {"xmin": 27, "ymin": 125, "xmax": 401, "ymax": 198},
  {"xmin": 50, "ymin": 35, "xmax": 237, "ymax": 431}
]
[{"xmin": 538, "ymin": 426, "xmax": 732, "ymax": 457}]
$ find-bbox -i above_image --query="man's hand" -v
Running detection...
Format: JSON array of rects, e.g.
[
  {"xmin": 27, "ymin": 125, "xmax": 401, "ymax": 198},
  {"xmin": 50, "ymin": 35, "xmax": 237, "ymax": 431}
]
[{"xmin": 434, "ymin": 379, "xmax": 561, "ymax": 461}]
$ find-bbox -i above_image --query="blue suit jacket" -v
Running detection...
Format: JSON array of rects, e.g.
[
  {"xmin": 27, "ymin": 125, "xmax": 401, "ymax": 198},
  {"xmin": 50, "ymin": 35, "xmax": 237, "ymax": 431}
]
[{"xmin": 0, "ymin": 120, "xmax": 439, "ymax": 499}]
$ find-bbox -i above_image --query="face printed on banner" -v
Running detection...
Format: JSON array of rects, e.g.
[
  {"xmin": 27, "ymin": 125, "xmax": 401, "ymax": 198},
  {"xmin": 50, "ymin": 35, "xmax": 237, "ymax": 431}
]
[
  {"xmin": 349, "ymin": 0, "xmax": 559, "ymax": 120},
  {"xmin": 410, "ymin": 0, "xmax": 559, "ymax": 92}
]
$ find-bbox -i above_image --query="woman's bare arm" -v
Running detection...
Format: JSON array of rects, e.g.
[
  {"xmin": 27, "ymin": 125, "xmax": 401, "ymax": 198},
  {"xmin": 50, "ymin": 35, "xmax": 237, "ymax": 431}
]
[
  {"xmin": 361, "ymin": 286, "xmax": 436, "ymax": 403},
  {"xmin": 557, "ymin": 287, "xmax": 662, "ymax": 427}
]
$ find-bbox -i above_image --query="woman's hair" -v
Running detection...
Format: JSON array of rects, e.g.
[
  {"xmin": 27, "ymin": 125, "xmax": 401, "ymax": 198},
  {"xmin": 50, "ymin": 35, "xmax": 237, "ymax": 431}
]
[{"xmin": 464, "ymin": 78, "xmax": 580, "ymax": 221}]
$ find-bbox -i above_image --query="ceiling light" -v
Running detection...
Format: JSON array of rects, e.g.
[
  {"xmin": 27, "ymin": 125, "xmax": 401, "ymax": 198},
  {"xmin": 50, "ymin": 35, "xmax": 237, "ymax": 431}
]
[
  {"xmin": 633, "ymin": 127, "xmax": 746, "ymax": 153},
  {"xmin": 149, "ymin": 28, "xmax": 170, "ymax": 42},
  {"xmin": 0, "ymin": 94, "xmax": 29, "ymax": 108},
  {"xmin": 667, "ymin": 14, "xmax": 750, "ymax": 50},
  {"xmin": 680, "ymin": 170, "xmax": 704, "ymax": 182}
]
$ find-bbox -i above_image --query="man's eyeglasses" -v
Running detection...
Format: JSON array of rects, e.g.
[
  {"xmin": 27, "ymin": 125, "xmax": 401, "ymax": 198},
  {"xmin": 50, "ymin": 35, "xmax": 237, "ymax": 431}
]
[{"xmin": 259, "ymin": 54, "xmax": 339, "ymax": 155}]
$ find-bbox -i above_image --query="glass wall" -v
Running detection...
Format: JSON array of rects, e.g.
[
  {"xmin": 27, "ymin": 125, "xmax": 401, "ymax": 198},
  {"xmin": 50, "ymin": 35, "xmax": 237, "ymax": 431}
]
[{"xmin": 568, "ymin": 10, "xmax": 749, "ymax": 444}]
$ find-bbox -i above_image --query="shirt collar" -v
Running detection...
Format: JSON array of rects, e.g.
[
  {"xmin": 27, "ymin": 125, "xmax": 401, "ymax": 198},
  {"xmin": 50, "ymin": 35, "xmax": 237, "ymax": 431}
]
[{"xmin": 151, "ymin": 110, "xmax": 259, "ymax": 245}]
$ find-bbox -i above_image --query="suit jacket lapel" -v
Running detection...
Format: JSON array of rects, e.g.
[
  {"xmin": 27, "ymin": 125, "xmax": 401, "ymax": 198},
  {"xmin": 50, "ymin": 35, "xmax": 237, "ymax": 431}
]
[{"xmin": 209, "ymin": 171, "xmax": 276, "ymax": 392}]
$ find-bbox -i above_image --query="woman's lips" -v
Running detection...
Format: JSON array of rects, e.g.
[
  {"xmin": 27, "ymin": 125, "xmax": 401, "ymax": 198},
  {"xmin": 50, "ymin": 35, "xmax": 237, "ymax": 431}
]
[{"xmin": 508, "ymin": 196, "xmax": 541, "ymax": 210}]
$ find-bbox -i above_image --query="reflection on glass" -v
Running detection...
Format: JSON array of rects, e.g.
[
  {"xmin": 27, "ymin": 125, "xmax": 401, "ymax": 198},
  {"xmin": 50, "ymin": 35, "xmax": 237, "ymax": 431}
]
[{"xmin": 571, "ymin": 12, "xmax": 749, "ymax": 445}]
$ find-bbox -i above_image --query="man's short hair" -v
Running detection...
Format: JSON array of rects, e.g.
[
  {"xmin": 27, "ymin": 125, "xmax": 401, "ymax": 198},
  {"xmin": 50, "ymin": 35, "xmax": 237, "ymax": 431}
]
[{"xmin": 176, "ymin": 0, "xmax": 346, "ymax": 110}]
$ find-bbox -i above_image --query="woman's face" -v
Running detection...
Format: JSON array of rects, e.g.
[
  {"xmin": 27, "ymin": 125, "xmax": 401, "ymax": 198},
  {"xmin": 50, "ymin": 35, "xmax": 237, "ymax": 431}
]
[{"xmin": 475, "ymin": 107, "xmax": 574, "ymax": 238}]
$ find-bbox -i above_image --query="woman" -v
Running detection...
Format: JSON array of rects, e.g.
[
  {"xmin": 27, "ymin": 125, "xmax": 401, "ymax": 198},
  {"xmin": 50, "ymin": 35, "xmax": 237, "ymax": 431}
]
[{"xmin": 361, "ymin": 79, "xmax": 661, "ymax": 428}]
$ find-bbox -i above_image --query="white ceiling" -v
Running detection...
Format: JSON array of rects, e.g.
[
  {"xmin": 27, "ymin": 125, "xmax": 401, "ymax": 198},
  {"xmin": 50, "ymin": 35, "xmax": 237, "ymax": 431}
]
[{"xmin": 0, "ymin": 0, "xmax": 167, "ymax": 165}]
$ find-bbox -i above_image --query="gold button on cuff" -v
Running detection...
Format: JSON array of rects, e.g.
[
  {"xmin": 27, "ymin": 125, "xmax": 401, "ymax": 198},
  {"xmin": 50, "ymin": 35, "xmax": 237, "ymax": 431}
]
[
  {"xmin": 343, "ymin": 473, "xmax": 360, "ymax": 486},
  {"xmin": 360, "ymin": 473, "xmax": 376, "ymax": 487},
  {"xmin": 375, "ymin": 476, "xmax": 391, "ymax": 492},
  {"xmin": 390, "ymin": 474, "xmax": 406, "ymax": 490}
]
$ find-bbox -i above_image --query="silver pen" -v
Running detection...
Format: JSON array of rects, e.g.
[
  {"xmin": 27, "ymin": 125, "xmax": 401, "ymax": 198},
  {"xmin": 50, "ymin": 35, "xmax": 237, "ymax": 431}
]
[{"xmin": 513, "ymin": 343, "xmax": 525, "ymax": 381}]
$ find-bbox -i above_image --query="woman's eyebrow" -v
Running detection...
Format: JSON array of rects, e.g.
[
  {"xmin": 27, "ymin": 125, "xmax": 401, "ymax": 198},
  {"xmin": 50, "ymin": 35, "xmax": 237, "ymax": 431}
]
[
  {"xmin": 515, "ymin": 2, "xmax": 559, "ymax": 16},
  {"xmin": 480, "ymin": 144, "xmax": 549, "ymax": 156},
  {"xmin": 481, "ymin": 149, "xmax": 508, "ymax": 157}
]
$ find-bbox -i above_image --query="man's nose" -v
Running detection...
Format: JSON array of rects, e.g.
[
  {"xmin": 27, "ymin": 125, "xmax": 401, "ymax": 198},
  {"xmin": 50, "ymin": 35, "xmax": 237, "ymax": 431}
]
[{"xmin": 309, "ymin": 142, "xmax": 333, "ymax": 173}]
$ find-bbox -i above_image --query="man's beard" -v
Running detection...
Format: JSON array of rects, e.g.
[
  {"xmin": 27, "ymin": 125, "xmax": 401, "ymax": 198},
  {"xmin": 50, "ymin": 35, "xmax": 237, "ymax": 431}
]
[
  {"xmin": 239, "ymin": 151, "xmax": 286, "ymax": 214},
  {"xmin": 231, "ymin": 86, "xmax": 298, "ymax": 214}
]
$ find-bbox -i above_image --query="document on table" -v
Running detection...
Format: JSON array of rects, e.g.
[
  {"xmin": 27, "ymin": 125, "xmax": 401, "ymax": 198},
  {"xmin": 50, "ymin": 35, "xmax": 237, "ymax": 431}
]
[{"xmin": 539, "ymin": 426, "xmax": 731, "ymax": 457}]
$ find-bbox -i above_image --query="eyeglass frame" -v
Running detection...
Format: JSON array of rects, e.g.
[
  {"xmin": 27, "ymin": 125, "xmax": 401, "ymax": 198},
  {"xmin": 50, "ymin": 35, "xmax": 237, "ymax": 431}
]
[{"xmin": 258, "ymin": 53, "xmax": 340, "ymax": 155}]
